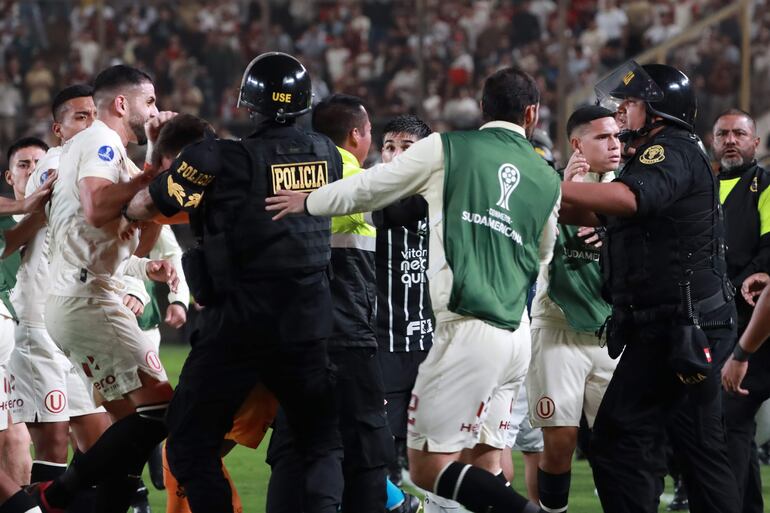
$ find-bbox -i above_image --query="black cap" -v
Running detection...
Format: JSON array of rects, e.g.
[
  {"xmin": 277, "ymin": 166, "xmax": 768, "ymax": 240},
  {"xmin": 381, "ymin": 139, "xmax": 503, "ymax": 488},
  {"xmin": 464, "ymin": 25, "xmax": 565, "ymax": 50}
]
[{"xmin": 238, "ymin": 52, "xmax": 312, "ymax": 121}]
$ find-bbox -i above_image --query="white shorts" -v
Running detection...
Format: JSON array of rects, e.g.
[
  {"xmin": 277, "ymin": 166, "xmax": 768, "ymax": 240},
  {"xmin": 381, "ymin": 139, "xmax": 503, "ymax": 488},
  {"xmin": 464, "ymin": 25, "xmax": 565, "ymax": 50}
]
[
  {"xmin": 407, "ymin": 317, "xmax": 531, "ymax": 453},
  {"xmin": 528, "ymin": 326, "xmax": 616, "ymax": 428},
  {"xmin": 144, "ymin": 327, "xmax": 161, "ymax": 353},
  {"xmin": 8, "ymin": 324, "xmax": 104, "ymax": 423},
  {"xmin": 0, "ymin": 315, "xmax": 15, "ymax": 430},
  {"xmin": 45, "ymin": 296, "xmax": 168, "ymax": 403},
  {"xmin": 505, "ymin": 381, "xmax": 543, "ymax": 452}
]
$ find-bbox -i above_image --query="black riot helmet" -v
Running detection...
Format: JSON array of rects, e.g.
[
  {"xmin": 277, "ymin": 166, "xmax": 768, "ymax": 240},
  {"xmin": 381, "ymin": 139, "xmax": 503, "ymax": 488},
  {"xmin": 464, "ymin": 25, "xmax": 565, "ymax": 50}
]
[
  {"xmin": 595, "ymin": 60, "xmax": 696, "ymax": 139},
  {"xmin": 530, "ymin": 128, "xmax": 555, "ymax": 168},
  {"xmin": 237, "ymin": 52, "xmax": 313, "ymax": 122}
]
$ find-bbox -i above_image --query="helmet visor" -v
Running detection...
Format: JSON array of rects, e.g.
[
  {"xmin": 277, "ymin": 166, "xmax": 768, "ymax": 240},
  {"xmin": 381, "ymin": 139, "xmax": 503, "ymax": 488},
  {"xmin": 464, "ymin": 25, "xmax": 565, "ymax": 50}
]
[{"xmin": 594, "ymin": 60, "xmax": 664, "ymax": 110}]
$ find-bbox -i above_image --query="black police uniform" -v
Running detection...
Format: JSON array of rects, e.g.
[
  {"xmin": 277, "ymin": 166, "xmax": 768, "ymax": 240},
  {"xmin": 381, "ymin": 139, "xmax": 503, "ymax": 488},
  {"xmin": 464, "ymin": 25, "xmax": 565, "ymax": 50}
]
[
  {"xmin": 719, "ymin": 160, "xmax": 770, "ymax": 513},
  {"xmin": 267, "ymin": 174, "xmax": 395, "ymax": 513},
  {"xmin": 590, "ymin": 125, "xmax": 741, "ymax": 513},
  {"xmin": 154, "ymin": 122, "xmax": 344, "ymax": 513}
]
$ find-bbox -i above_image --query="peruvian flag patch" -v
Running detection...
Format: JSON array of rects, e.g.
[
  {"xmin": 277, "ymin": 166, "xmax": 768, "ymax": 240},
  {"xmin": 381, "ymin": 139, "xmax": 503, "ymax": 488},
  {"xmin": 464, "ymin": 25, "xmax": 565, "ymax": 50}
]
[{"xmin": 704, "ymin": 347, "xmax": 712, "ymax": 363}]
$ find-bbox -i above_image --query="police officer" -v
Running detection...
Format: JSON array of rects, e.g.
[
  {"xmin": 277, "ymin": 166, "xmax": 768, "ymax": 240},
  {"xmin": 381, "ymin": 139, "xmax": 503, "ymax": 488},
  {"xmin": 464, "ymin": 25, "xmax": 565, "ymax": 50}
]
[
  {"xmin": 712, "ymin": 109, "xmax": 770, "ymax": 513},
  {"xmin": 560, "ymin": 61, "xmax": 740, "ymax": 513},
  {"xmin": 121, "ymin": 52, "xmax": 344, "ymax": 513}
]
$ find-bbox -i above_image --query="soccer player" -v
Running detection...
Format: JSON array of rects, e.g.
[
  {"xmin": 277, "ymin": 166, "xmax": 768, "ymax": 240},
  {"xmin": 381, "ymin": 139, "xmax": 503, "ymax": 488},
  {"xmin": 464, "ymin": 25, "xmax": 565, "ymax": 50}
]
[
  {"xmin": 374, "ymin": 115, "xmax": 433, "ymax": 512},
  {"xmin": 528, "ymin": 105, "xmax": 620, "ymax": 513},
  {"xmin": 268, "ymin": 67, "xmax": 559, "ymax": 513},
  {"xmin": 6, "ymin": 86, "xmax": 115, "ymax": 493},
  {"xmin": 0, "ymin": 137, "xmax": 54, "ymax": 486},
  {"xmin": 32, "ymin": 65, "xmax": 178, "ymax": 513}
]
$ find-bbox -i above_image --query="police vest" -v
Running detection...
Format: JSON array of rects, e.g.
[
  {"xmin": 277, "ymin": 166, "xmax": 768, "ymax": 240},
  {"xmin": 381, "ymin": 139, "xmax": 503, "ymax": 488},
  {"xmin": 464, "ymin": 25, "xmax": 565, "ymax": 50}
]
[
  {"xmin": 197, "ymin": 124, "xmax": 341, "ymax": 284},
  {"xmin": 441, "ymin": 128, "xmax": 561, "ymax": 330},
  {"xmin": 604, "ymin": 131, "xmax": 728, "ymax": 309}
]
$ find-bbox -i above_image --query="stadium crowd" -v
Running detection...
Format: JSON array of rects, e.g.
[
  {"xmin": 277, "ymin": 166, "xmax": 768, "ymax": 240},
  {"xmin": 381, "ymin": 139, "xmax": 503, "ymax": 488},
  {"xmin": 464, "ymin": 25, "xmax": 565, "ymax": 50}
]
[
  {"xmin": 2, "ymin": 0, "xmax": 769, "ymax": 163},
  {"xmin": 1, "ymin": 2, "xmax": 770, "ymax": 513}
]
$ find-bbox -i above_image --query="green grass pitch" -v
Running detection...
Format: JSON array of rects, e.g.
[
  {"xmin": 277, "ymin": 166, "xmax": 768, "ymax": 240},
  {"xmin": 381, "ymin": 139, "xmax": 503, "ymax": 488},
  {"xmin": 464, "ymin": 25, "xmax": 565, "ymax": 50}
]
[{"xmin": 145, "ymin": 344, "xmax": 770, "ymax": 512}]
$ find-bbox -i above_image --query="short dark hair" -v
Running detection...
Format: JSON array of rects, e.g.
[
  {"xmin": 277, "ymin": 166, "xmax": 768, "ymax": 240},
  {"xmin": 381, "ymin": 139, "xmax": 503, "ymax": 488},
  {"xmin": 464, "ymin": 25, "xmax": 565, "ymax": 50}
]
[
  {"xmin": 93, "ymin": 65, "xmax": 153, "ymax": 104},
  {"xmin": 152, "ymin": 113, "xmax": 214, "ymax": 167},
  {"xmin": 481, "ymin": 67, "xmax": 540, "ymax": 125},
  {"xmin": 566, "ymin": 105, "xmax": 616, "ymax": 138},
  {"xmin": 714, "ymin": 108, "xmax": 756, "ymax": 134},
  {"xmin": 312, "ymin": 94, "xmax": 368, "ymax": 147},
  {"xmin": 6, "ymin": 137, "xmax": 49, "ymax": 164},
  {"xmin": 382, "ymin": 115, "xmax": 432, "ymax": 141},
  {"xmin": 52, "ymin": 84, "xmax": 94, "ymax": 122}
]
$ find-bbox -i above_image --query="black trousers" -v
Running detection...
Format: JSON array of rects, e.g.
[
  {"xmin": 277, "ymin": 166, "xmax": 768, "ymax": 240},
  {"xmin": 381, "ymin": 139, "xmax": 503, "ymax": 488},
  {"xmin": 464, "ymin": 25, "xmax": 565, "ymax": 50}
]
[
  {"xmin": 379, "ymin": 350, "xmax": 428, "ymax": 440},
  {"xmin": 723, "ymin": 342, "xmax": 770, "ymax": 513},
  {"xmin": 379, "ymin": 350, "xmax": 428, "ymax": 479},
  {"xmin": 166, "ymin": 275, "xmax": 343, "ymax": 513},
  {"xmin": 590, "ymin": 306, "xmax": 740, "ymax": 513},
  {"xmin": 267, "ymin": 347, "xmax": 393, "ymax": 513}
]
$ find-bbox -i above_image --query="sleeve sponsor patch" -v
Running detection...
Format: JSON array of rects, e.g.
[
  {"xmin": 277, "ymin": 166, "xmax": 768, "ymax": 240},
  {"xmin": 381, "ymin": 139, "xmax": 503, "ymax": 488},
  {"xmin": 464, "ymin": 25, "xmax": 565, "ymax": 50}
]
[
  {"xmin": 97, "ymin": 145, "xmax": 115, "ymax": 162},
  {"xmin": 639, "ymin": 145, "xmax": 665, "ymax": 165},
  {"xmin": 271, "ymin": 160, "xmax": 328, "ymax": 194}
]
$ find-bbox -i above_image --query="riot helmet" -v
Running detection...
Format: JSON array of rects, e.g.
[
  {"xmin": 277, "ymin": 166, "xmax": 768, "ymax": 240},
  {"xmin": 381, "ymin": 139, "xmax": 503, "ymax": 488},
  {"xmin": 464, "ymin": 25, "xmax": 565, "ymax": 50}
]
[
  {"xmin": 530, "ymin": 128, "xmax": 555, "ymax": 168},
  {"xmin": 595, "ymin": 60, "xmax": 696, "ymax": 142},
  {"xmin": 237, "ymin": 52, "xmax": 312, "ymax": 122}
]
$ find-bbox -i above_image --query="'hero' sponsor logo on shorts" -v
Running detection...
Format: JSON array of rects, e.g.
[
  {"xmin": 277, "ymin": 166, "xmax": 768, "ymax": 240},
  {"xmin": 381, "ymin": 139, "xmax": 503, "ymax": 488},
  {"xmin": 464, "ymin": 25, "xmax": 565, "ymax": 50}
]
[
  {"xmin": 271, "ymin": 161, "xmax": 328, "ymax": 194},
  {"xmin": 0, "ymin": 399, "xmax": 24, "ymax": 411},
  {"xmin": 536, "ymin": 396, "xmax": 555, "ymax": 420},
  {"xmin": 146, "ymin": 351, "xmax": 162, "ymax": 372},
  {"xmin": 94, "ymin": 375, "xmax": 117, "ymax": 392},
  {"xmin": 45, "ymin": 390, "xmax": 67, "ymax": 414}
]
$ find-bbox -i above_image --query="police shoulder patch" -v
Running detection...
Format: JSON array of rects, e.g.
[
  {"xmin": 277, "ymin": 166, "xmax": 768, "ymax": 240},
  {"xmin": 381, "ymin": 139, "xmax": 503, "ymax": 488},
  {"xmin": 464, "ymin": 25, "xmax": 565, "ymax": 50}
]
[
  {"xmin": 639, "ymin": 144, "xmax": 665, "ymax": 165},
  {"xmin": 97, "ymin": 145, "xmax": 115, "ymax": 162}
]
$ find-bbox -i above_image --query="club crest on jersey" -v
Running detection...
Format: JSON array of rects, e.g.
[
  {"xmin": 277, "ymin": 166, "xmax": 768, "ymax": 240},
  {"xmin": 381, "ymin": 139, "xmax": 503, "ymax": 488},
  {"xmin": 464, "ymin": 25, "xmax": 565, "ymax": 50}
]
[
  {"xmin": 639, "ymin": 145, "xmax": 665, "ymax": 165},
  {"xmin": 495, "ymin": 163, "xmax": 520, "ymax": 210},
  {"xmin": 39, "ymin": 170, "xmax": 50, "ymax": 185},
  {"xmin": 97, "ymin": 145, "xmax": 115, "ymax": 162}
]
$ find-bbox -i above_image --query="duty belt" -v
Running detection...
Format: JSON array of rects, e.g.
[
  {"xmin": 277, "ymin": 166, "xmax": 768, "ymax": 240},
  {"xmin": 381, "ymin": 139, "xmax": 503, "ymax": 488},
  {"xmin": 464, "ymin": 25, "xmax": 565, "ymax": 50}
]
[{"xmin": 618, "ymin": 287, "xmax": 731, "ymax": 326}]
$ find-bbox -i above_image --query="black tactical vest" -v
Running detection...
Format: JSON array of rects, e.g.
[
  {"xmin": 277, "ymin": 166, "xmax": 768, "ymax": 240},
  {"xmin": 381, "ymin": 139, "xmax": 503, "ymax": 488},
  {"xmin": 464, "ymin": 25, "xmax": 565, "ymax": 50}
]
[
  {"xmin": 194, "ymin": 123, "xmax": 341, "ymax": 289},
  {"xmin": 603, "ymin": 131, "xmax": 728, "ymax": 310}
]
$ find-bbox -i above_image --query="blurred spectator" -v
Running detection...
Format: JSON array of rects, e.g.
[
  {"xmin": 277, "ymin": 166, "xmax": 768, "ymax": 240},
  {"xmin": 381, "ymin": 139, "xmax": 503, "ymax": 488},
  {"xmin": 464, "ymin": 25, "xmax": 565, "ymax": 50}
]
[
  {"xmin": 72, "ymin": 30, "xmax": 100, "ymax": 74},
  {"xmin": 645, "ymin": 7, "xmax": 681, "ymax": 46},
  {"xmin": 0, "ymin": 70, "xmax": 22, "ymax": 148},
  {"xmin": 442, "ymin": 86, "xmax": 481, "ymax": 130},
  {"xmin": 510, "ymin": 1, "xmax": 542, "ymax": 48},
  {"xmin": 24, "ymin": 56, "xmax": 54, "ymax": 108},
  {"xmin": 596, "ymin": 0, "xmax": 628, "ymax": 41},
  {"xmin": 0, "ymin": 0, "xmax": 768, "ymax": 168}
]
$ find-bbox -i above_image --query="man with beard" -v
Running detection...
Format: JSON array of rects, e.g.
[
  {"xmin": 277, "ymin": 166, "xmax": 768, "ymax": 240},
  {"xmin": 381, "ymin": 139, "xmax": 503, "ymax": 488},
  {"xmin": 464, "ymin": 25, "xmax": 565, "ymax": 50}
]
[
  {"xmin": 31, "ymin": 65, "xmax": 179, "ymax": 513},
  {"xmin": 267, "ymin": 66, "xmax": 560, "ymax": 513},
  {"xmin": 712, "ymin": 108, "xmax": 770, "ymax": 513}
]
